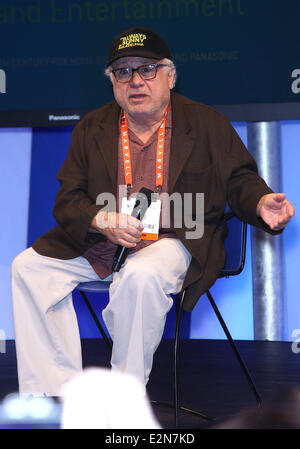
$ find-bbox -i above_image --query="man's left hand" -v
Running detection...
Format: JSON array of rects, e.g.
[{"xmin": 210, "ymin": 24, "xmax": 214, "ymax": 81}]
[{"xmin": 256, "ymin": 193, "xmax": 295, "ymax": 231}]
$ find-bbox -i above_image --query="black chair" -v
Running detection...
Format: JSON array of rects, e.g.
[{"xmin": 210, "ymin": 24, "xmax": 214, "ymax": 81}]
[
  {"xmin": 75, "ymin": 280, "xmax": 113, "ymax": 350},
  {"xmin": 75, "ymin": 211, "xmax": 262, "ymax": 427},
  {"xmin": 173, "ymin": 211, "xmax": 262, "ymax": 426}
]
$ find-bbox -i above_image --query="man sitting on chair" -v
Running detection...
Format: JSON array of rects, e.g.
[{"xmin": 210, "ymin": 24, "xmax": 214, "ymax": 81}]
[{"xmin": 11, "ymin": 27, "xmax": 294, "ymax": 398}]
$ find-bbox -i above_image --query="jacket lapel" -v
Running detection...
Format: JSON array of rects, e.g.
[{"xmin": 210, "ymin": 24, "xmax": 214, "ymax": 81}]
[
  {"xmin": 94, "ymin": 102, "xmax": 120, "ymax": 194},
  {"xmin": 168, "ymin": 93, "xmax": 195, "ymax": 192}
]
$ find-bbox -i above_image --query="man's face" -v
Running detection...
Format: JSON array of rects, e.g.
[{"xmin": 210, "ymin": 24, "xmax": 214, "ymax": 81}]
[{"xmin": 110, "ymin": 57, "xmax": 175, "ymax": 121}]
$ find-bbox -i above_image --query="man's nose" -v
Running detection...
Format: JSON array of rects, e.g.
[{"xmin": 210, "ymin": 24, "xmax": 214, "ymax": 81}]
[{"xmin": 129, "ymin": 70, "xmax": 145, "ymax": 85}]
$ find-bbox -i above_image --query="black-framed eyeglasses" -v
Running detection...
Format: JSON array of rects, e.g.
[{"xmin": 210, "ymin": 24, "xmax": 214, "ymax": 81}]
[{"xmin": 111, "ymin": 63, "xmax": 168, "ymax": 83}]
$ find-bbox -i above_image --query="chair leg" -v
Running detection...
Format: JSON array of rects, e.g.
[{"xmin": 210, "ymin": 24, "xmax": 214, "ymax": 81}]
[
  {"xmin": 206, "ymin": 290, "xmax": 262, "ymax": 408},
  {"xmin": 79, "ymin": 291, "xmax": 112, "ymax": 350},
  {"xmin": 174, "ymin": 291, "xmax": 184, "ymax": 427},
  {"xmin": 174, "ymin": 291, "xmax": 214, "ymax": 427}
]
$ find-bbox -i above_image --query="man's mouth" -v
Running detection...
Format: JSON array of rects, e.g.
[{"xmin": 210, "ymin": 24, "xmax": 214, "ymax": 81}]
[{"xmin": 129, "ymin": 94, "xmax": 147, "ymax": 101}]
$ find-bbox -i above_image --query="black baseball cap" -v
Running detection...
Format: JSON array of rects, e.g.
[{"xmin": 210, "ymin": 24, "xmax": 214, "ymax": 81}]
[{"xmin": 106, "ymin": 27, "xmax": 173, "ymax": 67}]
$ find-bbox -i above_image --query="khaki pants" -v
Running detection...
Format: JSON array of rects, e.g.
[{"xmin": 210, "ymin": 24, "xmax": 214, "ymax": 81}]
[{"xmin": 11, "ymin": 238, "xmax": 191, "ymax": 396}]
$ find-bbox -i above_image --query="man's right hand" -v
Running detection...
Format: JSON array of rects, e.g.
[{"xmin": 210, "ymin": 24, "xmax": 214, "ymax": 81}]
[{"xmin": 91, "ymin": 211, "xmax": 144, "ymax": 248}]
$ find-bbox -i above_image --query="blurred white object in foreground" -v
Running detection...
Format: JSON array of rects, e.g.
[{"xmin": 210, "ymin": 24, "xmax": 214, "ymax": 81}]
[{"xmin": 60, "ymin": 368, "xmax": 161, "ymax": 429}]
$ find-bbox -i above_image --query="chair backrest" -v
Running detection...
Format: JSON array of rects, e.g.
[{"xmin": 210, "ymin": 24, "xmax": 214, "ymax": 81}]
[{"xmin": 220, "ymin": 212, "xmax": 247, "ymax": 278}]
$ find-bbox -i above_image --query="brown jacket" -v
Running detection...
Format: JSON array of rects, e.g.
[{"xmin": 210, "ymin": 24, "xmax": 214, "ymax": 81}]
[{"xmin": 32, "ymin": 92, "xmax": 275, "ymax": 311}]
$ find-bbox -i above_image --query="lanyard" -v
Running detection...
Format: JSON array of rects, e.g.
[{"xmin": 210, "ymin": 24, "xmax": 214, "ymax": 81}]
[{"xmin": 120, "ymin": 108, "xmax": 168, "ymax": 195}]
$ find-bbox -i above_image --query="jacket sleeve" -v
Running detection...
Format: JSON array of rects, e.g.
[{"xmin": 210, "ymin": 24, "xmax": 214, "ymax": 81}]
[
  {"xmin": 226, "ymin": 125, "xmax": 280, "ymax": 234},
  {"xmin": 52, "ymin": 123, "xmax": 104, "ymax": 247}
]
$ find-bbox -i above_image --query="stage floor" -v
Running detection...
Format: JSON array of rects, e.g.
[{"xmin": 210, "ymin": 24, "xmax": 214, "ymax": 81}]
[{"xmin": 1, "ymin": 339, "xmax": 300, "ymax": 429}]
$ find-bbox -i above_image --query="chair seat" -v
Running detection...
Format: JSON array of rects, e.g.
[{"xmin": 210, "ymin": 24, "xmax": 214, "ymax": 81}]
[{"xmin": 76, "ymin": 281, "xmax": 111, "ymax": 293}]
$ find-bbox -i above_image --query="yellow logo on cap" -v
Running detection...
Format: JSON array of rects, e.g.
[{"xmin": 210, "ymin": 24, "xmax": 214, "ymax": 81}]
[{"xmin": 118, "ymin": 33, "xmax": 147, "ymax": 50}]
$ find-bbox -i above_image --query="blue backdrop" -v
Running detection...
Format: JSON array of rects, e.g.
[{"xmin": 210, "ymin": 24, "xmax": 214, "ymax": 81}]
[{"xmin": 1, "ymin": 121, "xmax": 299, "ymax": 341}]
